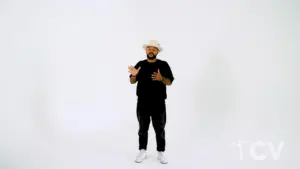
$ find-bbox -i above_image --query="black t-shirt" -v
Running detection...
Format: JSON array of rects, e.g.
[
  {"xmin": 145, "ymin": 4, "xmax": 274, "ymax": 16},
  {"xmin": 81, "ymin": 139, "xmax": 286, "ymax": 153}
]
[{"xmin": 130, "ymin": 59, "xmax": 174, "ymax": 100}]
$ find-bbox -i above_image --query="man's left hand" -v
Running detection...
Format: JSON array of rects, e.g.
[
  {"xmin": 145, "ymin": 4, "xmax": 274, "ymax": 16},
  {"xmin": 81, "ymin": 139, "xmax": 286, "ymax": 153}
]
[{"xmin": 152, "ymin": 69, "xmax": 163, "ymax": 81}]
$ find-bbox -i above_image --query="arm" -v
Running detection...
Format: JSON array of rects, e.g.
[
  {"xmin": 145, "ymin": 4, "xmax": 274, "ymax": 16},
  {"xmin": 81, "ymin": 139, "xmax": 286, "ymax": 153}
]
[
  {"xmin": 128, "ymin": 62, "xmax": 141, "ymax": 84},
  {"xmin": 161, "ymin": 76, "xmax": 172, "ymax": 86},
  {"xmin": 161, "ymin": 61, "xmax": 174, "ymax": 86},
  {"xmin": 152, "ymin": 62, "xmax": 174, "ymax": 85},
  {"xmin": 130, "ymin": 75, "xmax": 137, "ymax": 84}
]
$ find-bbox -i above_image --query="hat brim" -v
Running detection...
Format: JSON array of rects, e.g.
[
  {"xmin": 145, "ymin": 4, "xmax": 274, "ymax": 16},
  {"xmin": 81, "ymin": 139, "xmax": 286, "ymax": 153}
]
[{"xmin": 143, "ymin": 44, "xmax": 163, "ymax": 52}]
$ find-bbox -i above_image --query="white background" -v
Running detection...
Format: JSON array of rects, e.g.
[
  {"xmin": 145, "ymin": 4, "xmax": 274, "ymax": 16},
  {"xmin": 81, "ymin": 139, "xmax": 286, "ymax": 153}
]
[{"xmin": 0, "ymin": 0, "xmax": 299, "ymax": 169}]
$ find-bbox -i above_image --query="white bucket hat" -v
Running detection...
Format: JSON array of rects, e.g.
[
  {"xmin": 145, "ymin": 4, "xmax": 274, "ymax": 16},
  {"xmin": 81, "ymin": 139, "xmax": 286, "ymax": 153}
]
[{"xmin": 142, "ymin": 40, "xmax": 163, "ymax": 52}]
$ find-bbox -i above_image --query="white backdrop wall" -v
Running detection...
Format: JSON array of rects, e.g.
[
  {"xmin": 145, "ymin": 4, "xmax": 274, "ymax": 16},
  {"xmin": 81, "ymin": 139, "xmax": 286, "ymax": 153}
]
[{"xmin": 0, "ymin": 0, "xmax": 299, "ymax": 169}]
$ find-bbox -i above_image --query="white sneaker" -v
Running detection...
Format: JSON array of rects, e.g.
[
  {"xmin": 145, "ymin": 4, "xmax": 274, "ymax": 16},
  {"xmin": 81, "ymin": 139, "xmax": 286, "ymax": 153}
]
[
  {"xmin": 158, "ymin": 151, "xmax": 168, "ymax": 164},
  {"xmin": 135, "ymin": 149, "xmax": 147, "ymax": 163}
]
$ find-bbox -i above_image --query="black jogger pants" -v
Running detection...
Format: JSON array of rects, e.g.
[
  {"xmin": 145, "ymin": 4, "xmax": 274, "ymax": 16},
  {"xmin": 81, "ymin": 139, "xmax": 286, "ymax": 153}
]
[{"xmin": 136, "ymin": 99, "xmax": 167, "ymax": 152}]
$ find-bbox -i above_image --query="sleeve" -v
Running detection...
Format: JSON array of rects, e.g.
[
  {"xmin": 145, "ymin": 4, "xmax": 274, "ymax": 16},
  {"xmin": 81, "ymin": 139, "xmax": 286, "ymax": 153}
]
[{"xmin": 163, "ymin": 61, "xmax": 174, "ymax": 83}]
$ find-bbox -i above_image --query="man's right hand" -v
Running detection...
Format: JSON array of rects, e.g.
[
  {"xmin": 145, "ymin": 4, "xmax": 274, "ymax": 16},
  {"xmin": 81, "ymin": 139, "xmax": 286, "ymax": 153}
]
[{"xmin": 128, "ymin": 65, "xmax": 141, "ymax": 76}]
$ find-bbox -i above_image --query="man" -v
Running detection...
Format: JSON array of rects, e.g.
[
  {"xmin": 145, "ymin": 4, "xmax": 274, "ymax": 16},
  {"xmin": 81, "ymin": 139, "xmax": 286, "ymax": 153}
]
[{"xmin": 128, "ymin": 40, "xmax": 174, "ymax": 164}]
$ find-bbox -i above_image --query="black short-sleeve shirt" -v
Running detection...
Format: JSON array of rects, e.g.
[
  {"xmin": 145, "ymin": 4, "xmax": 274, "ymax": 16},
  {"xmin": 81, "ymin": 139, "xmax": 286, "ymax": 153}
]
[{"xmin": 130, "ymin": 59, "xmax": 174, "ymax": 100}]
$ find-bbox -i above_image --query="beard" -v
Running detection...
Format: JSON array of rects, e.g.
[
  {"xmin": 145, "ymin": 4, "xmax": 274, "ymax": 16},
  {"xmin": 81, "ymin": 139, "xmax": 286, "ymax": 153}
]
[{"xmin": 147, "ymin": 52, "xmax": 157, "ymax": 60}]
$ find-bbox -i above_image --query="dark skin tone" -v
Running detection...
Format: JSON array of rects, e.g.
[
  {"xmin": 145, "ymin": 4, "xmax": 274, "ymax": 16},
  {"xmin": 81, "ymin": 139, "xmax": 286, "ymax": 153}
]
[{"xmin": 128, "ymin": 46, "xmax": 172, "ymax": 85}]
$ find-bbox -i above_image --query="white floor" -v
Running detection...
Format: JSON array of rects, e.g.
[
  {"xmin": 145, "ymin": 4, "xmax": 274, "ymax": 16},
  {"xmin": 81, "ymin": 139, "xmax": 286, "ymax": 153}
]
[{"xmin": 1, "ymin": 112, "xmax": 297, "ymax": 169}]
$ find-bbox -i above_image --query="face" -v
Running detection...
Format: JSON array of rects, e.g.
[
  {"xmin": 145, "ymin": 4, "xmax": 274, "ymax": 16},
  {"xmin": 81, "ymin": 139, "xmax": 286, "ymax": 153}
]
[{"xmin": 146, "ymin": 46, "xmax": 159, "ymax": 60}]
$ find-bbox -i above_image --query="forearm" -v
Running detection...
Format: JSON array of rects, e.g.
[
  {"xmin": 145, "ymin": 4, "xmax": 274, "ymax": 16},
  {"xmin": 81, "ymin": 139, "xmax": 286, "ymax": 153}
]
[
  {"xmin": 161, "ymin": 77, "xmax": 172, "ymax": 85},
  {"xmin": 130, "ymin": 76, "xmax": 137, "ymax": 84}
]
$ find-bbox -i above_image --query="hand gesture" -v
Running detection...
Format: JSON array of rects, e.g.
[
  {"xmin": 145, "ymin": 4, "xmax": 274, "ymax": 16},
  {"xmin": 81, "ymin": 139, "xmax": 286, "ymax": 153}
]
[
  {"xmin": 152, "ymin": 69, "xmax": 163, "ymax": 81},
  {"xmin": 128, "ymin": 65, "xmax": 141, "ymax": 76}
]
